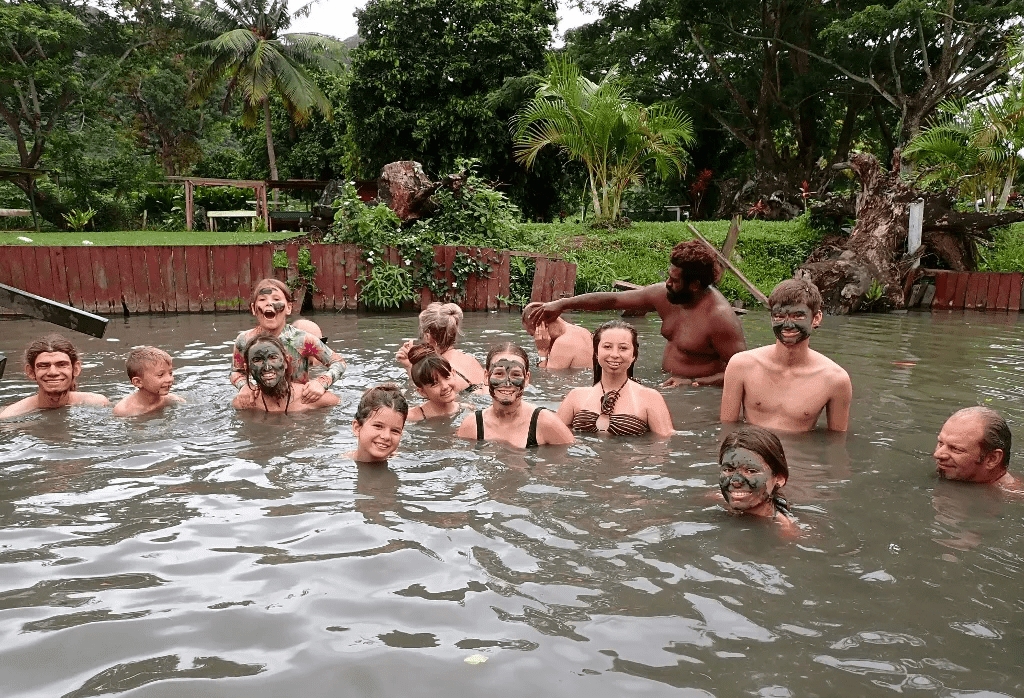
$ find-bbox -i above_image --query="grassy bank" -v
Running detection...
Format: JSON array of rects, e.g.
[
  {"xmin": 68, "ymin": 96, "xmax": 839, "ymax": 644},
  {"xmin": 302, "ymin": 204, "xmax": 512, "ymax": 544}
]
[
  {"xmin": 512, "ymin": 220, "xmax": 824, "ymax": 304},
  {"xmin": 978, "ymin": 222, "xmax": 1024, "ymax": 272},
  {"xmin": 0, "ymin": 230, "xmax": 301, "ymax": 246}
]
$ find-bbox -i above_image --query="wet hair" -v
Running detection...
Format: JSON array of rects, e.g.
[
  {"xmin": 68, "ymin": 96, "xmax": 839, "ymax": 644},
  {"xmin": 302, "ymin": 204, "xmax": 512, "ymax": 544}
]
[
  {"xmin": 719, "ymin": 426, "xmax": 790, "ymax": 514},
  {"xmin": 418, "ymin": 302, "xmax": 463, "ymax": 354},
  {"xmin": 951, "ymin": 406, "xmax": 1012, "ymax": 470},
  {"xmin": 670, "ymin": 239, "xmax": 722, "ymax": 287},
  {"xmin": 768, "ymin": 278, "xmax": 823, "ymax": 316},
  {"xmin": 126, "ymin": 346, "xmax": 172, "ymax": 379},
  {"xmin": 521, "ymin": 302, "xmax": 544, "ymax": 334},
  {"xmin": 241, "ymin": 334, "xmax": 293, "ymax": 413},
  {"xmin": 25, "ymin": 334, "xmax": 80, "ymax": 369},
  {"xmin": 250, "ymin": 278, "xmax": 293, "ymax": 307},
  {"xmin": 592, "ymin": 320, "xmax": 638, "ymax": 385},
  {"xmin": 354, "ymin": 384, "xmax": 409, "ymax": 424},
  {"xmin": 485, "ymin": 342, "xmax": 530, "ymax": 370},
  {"xmin": 408, "ymin": 343, "xmax": 453, "ymax": 388}
]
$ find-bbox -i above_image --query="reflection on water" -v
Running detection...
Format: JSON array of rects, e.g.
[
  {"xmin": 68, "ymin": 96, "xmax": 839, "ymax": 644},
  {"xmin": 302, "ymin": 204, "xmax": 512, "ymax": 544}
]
[{"xmin": 1, "ymin": 310, "xmax": 1023, "ymax": 697}]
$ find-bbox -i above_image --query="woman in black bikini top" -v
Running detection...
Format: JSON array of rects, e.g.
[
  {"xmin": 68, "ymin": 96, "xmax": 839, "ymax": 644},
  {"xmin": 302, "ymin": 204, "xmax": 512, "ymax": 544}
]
[
  {"xmin": 456, "ymin": 343, "xmax": 574, "ymax": 448},
  {"xmin": 556, "ymin": 320, "xmax": 675, "ymax": 437}
]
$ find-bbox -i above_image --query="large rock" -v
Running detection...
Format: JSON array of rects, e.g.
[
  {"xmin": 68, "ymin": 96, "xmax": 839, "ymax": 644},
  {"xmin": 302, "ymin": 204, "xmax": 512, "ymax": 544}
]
[{"xmin": 377, "ymin": 161, "xmax": 439, "ymax": 222}]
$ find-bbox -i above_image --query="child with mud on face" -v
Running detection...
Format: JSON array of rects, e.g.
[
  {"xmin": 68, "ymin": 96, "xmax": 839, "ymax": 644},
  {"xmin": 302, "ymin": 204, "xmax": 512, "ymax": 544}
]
[
  {"xmin": 717, "ymin": 425, "xmax": 798, "ymax": 532},
  {"xmin": 233, "ymin": 335, "xmax": 339, "ymax": 413},
  {"xmin": 230, "ymin": 279, "xmax": 347, "ymax": 408}
]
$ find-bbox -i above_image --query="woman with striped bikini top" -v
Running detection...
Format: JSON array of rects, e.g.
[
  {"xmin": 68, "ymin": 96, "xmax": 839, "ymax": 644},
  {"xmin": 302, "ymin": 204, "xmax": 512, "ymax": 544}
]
[{"xmin": 556, "ymin": 320, "xmax": 675, "ymax": 437}]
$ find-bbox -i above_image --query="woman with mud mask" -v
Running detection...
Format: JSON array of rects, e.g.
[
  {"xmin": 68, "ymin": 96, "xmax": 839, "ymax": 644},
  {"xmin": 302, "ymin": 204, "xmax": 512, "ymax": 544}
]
[
  {"xmin": 232, "ymin": 336, "xmax": 340, "ymax": 413},
  {"xmin": 406, "ymin": 344, "xmax": 471, "ymax": 421},
  {"xmin": 396, "ymin": 303, "xmax": 486, "ymax": 393},
  {"xmin": 717, "ymin": 426, "xmax": 794, "ymax": 524},
  {"xmin": 230, "ymin": 279, "xmax": 346, "ymax": 407},
  {"xmin": 556, "ymin": 321, "xmax": 674, "ymax": 437},
  {"xmin": 456, "ymin": 343, "xmax": 574, "ymax": 448}
]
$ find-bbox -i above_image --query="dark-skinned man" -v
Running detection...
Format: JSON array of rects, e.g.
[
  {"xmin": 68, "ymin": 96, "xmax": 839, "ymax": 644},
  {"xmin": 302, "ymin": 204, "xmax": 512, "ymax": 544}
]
[{"xmin": 529, "ymin": 240, "xmax": 746, "ymax": 387}]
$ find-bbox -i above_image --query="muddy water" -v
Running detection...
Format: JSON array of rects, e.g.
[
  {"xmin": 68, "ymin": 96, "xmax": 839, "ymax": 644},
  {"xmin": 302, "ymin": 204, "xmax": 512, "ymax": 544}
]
[{"xmin": 0, "ymin": 310, "xmax": 1022, "ymax": 697}]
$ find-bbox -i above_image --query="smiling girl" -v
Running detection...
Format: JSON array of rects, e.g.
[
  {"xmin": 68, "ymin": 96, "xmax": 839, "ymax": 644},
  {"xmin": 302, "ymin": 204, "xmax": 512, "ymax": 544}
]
[
  {"xmin": 556, "ymin": 320, "xmax": 674, "ymax": 437},
  {"xmin": 351, "ymin": 385, "xmax": 409, "ymax": 464},
  {"xmin": 717, "ymin": 426, "xmax": 796, "ymax": 529},
  {"xmin": 406, "ymin": 344, "xmax": 470, "ymax": 421}
]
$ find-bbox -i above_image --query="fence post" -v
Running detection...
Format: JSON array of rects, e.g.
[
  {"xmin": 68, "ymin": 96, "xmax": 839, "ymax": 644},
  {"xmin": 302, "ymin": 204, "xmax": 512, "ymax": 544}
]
[{"xmin": 908, "ymin": 199, "xmax": 924, "ymax": 269}]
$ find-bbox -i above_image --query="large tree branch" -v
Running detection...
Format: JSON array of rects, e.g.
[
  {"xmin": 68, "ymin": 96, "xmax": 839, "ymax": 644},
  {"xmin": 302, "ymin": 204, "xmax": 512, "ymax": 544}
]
[
  {"xmin": 708, "ymin": 109, "xmax": 756, "ymax": 150},
  {"xmin": 0, "ymin": 103, "xmax": 30, "ymax": 164},
  {"xmin": 687, "ymin": 24, "xmax": 758, "ymax": 125},
  {"xmin": 88, "ymin": 40, "xmax": 155, "ymax": 90},
  {"xmin": 916, "ymin": 16, "xmax": 932, "ymax": 80}
]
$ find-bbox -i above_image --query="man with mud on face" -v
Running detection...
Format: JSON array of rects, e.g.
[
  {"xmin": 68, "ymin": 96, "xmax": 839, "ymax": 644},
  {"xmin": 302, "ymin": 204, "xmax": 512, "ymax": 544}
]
[
  {"xmin": 232, "ymin": 336, "xmax": 340, "ymax": 413},
  {"xmin": 720, "ymin": 279, "xmax": 852, "ymax": 432},
  {"xmin": 230, "ymin": 279, "xmax": 346, "ymax": 407},
  {"xmin": 528, "ymin": 240, "xmax": 746, "ymax": 386}
]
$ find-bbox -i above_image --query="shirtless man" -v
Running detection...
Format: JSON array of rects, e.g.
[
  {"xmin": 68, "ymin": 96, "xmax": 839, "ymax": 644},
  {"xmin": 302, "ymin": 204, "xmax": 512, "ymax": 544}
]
[
  {"xmin": 529, "ymin": 240, "xmax": 745, "ymax": 386},
  {"xmin": 720, "ymin": 279, "xmax": 852, "ymax": 432},
  {"xmin": 521, "ymin": 302, "xmax": 592, "ymax": 369},
  {"xmin": 934, "ymin": 407, "xmax": 1021, "ymax": 490},
  {"xmin": 0, "ymin": 334, "xmax": 109, "ymax": 418}
]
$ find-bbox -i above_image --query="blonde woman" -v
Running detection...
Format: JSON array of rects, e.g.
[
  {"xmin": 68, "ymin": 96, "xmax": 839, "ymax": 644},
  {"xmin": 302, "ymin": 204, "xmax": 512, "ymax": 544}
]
[{"xmin": 396, "ymin": 302, "xmax": 485, "ymax": 392}]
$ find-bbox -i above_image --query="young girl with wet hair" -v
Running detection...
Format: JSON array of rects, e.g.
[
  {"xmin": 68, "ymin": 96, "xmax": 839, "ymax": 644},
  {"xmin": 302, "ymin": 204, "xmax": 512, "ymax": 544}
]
[
  {"xmin": 396, "ymin": 302, "xmax": 485, "ymax": 392},
  {"xmin": 406, "ymin": 344, "xmax": 470, "ymax": 421},
  {"xmin": 556, "ymin": 320, "xmax": 674, "ymax": 437},
  {"xmin": 455, "ymin": 342, "xmax": 574, "ymax": 448},
  {"xmin": 718, "ymin": 425, "xmax": 795, "ymax": 526},
  {"xmin": 230, "ymin": 279, "xmax": 346, "ymax": 407},
  {"xmin": 351, "ymin": 384, "xmax": 409, "ymax": 463}
]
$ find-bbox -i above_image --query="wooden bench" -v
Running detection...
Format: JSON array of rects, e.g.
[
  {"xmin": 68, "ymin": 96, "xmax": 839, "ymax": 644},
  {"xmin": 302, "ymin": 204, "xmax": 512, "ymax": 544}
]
[
  {"xmin": 0, "ymin": 209, "xmax": 33, "ymax": 218},
  {"xmin": 268, "ymin": 210, "xmax": 311, "ymax": 232},
  {"xmin": 205, "ymin": 210, "xmax": 258, "ymax": 231}
]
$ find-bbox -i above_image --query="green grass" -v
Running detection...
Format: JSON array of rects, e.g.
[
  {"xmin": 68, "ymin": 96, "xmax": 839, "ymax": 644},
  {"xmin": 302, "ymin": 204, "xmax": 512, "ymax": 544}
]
[
  {"xmin": 978, "ymin": 222, "xmax": 1024, "ymax": 272},
  {"xmin": 512, "ymin": 220, "xmax": 824, "ymax": 304},
  {"xmin": 0, "ymin": 230, "xmax": 302, "ymax": 246}
]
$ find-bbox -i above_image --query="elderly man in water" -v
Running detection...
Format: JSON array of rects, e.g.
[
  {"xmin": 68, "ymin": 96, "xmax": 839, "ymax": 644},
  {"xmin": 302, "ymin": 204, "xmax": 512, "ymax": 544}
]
[
  {"xmin": 934, "ymin": 407, "xmax": 1021, "ymax": 490},
  {"xmin": 720, "ymin": 278, "xmax": 852, "ymax": 432},
  {"xmin": 521, "ymin": 302, "xmax": 592, "ymax": 369},
  {"xmin": 0, "ymin": 334, "xmax": 109, "ymax": 418},
  {"xmin": 529, "ymin": 240, "xmax": 746, "ymax": 386}
]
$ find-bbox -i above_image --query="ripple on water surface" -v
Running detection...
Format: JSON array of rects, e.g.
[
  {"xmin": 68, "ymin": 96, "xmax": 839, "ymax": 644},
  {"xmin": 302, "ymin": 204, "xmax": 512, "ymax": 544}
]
[{"xmin": 0, "ymin": 311, "xmax": 1022, "ymax": 697}]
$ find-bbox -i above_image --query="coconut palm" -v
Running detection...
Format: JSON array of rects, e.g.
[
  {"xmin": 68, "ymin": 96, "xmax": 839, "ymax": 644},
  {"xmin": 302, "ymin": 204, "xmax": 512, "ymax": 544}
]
[
  {"xmin": 511, "ymin": 55, "xmax": 694, "ymax": 223},
  {"xmin": 188, "ymin": 0, "xmax": 344, "ymax": 182}
]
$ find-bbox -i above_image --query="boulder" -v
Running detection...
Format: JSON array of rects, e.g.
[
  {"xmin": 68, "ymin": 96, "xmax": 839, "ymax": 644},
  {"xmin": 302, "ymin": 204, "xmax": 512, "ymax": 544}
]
[{"xmin": 377, "ymin": 161, "xmax": 439, "ymax": 222}]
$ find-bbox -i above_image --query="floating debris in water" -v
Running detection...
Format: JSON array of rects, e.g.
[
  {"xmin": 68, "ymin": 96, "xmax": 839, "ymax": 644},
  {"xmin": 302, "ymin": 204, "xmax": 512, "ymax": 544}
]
[{"xmin": 464, "ymin": 654, "xmax": 488, "ymax": 665}]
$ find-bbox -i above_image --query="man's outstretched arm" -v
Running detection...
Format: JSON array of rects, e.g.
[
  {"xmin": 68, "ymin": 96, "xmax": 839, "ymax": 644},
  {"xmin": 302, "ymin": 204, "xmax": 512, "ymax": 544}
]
[{"xmin": 529, "ymin": 285, "xmax": 661, "ymax": 325}]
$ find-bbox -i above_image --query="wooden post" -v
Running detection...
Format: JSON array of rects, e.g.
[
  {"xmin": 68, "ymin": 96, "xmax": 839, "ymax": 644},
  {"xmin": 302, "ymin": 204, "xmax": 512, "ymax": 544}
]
[
  {"xmin": 185, "ymin": 180, "xmax": 194, "ymax": 231},
  {"xmin": 28, "ymin": 176, "xmax": 40, "ymax": 233},
  {"xmin": 687, "ymin": 223, "xmax": 769, "ymax": 306},
  {"xmin": 722, "ymin": 216, "xmax": 741, "ymax": 259}
]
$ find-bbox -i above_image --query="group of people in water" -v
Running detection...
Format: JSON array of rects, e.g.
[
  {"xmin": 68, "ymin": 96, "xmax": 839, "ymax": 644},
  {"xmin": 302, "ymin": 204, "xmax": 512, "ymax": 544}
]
[{"xmin": 2, "ymin": 240, "xmax": 1019, "ymax": 528}]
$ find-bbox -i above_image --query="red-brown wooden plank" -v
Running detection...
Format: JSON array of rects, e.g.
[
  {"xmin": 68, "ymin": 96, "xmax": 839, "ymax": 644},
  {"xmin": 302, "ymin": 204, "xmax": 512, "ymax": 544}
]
[
  {"xmin": 1010, "ymin": 273, "xmax": 1023, "ymax": 312},
  {"xmin": 78, "ymin": 246, "xmax": 100, "ymax": 314},
  {"xmin": 133, "ymin": 246, "xmax": 153, "ymax": 313},
  {"xmin": 996, "ymin": 273, "xmax": 1012, "ymax": 311},
  {"xmin": 30, "ymin": 247, "xmax": 56, "ymax": 303},
  {"xmin": 0, "ymin": 244, "xmax": 13, "ymax": 289},
  {"xmin": 966, "ymin": 272, "xmax": 985, "ymax": 309},
  {"xmin": 496, "ymin": 251, "xmax": 510, "ymax": 310},
  {"xmin": 114, "ymin": 246, "xmax": 137, "ymax": 313},
  {"xmin": 980, "ymin": 273, "xmax": 997, "ymax": 310},
  {"xmin": 210, "ymin": 246, "xmax": 230, "ymax": 311},
  {"xmin": 170, "ymin": 247, "xmax": 188, "ymax": 313},
  {"xmin": 308, "ymin": 244, "xmax": 326, "ymax": 310},
  {"xmin": 474, "ymin": 248, "xmax": 489, "ymax": 311},
  {"xmin": 531, "ymin": 256, "xmax": 550, "ymax": 303},
  {"xmin": 49, "ymin": 247, "xmax": 70, "ymax": 306},
  {"xmin": 225, "ymin": 245, "xmax": 242, "ymax": 311},
  {"xmin": 15, "ymin": 246, "xmax": 40, "ymax": 298},
  {"xmin": 332, "ymin": 244, "xmax": 346, "ymax": 310},
  {"xmin": 553, "ymin": 260, "xmax": 570, "ymax": 301},
  {"xmin": 237, "ymin": 245, "xmax": 255, "ymax": 312},
  {"xmin": 951, "ymin": 272, "xmax": 970, "ymax": 309},
  {"xmin": 64, "ymin": 247, "xmax": 85, "ymax": 310},
  {"xmin": 97, "ymin": 246, "xmax": 121, "ymax": 314},
  {"xmin": 142, "ymin": 246, "xmax": 164, "ymax": 313},
  {"xmin": 457, "ymin": 246, "xmax": 475, "ymax": 310},
  {"xmin": 321, "ymin": 245, "xmax": 337, "ymax": 310},
  {"xmin": 182, "ymin": 246, "xmax": 201, "ymax": 312},
  {"xmin": 930, "ymin": 271, "xmax": 951, "ymax": 309},
  {"xmin": 484, "ymin": 248, "xmax": 498, "ymax": 310},
  {"xmin": 563, "ymin": 261, "xmax": 578, "ymax": 298},
  {"xmin": 154, "ymin": 247, "xmax": 176, "ymax": 313},
  {"xmin": 197, "ymin": 246, "xmax": 215, "ymax": 312}
]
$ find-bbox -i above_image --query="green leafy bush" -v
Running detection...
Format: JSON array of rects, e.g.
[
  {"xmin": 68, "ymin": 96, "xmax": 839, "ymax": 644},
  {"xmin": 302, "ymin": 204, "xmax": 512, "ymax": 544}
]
[
  {"xmin": 358, "ymin": 257, "xmax": 416, "ymax": 309},
  {"xmin": 325, "ymin": 181, "xmax": 403, "ymax": 247}
]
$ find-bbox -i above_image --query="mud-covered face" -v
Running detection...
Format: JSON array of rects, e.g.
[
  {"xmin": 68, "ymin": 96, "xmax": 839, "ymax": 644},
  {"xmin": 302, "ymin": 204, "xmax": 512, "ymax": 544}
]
[
  {"xmin": 719, "ymin": 447, "xmax": 781, "ymax": 514},
  {"xmin": 488, "ymin": 355, "xmax": 528, "ymax": 405},
  {"xmin": 248, "ymin": 341, "xmax": 287, "ymax": 397},
  {"xmin": 771, "ymin": 303, "xmax": 816, "ymax": 345},
  {"xmin": 251, "ymin": 287, "xmax": 291, "ymax": 331}
]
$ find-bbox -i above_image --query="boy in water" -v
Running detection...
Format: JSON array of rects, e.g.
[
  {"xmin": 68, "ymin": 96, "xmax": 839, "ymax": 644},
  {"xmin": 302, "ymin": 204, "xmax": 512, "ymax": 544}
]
[
  {"xmin": 113, "ymin": 347, "xmax": 185, "ymax": 417},
  {"xmin": 720, "ymin": 279, "xmax": 852, "ymax": 432},
  {"xmin": 0, "ymin": 334, "xmax": 109, "ymax": 418}
]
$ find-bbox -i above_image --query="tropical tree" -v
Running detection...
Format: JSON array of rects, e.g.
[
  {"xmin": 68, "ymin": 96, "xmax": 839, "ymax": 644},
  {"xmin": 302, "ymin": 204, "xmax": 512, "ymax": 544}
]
[
  {"xmin": 511, "ymin": 56, "xmax": 694, "ymax": 224},
  {"xmin": 188, "ymin": 0, "xmax": 344, "ymax": 183}
]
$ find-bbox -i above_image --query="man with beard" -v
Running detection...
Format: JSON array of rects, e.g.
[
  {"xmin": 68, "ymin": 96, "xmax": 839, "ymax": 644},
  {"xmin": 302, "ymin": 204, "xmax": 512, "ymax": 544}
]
[
  {"xmin": 232, "ymin": 335, "xmax": 339, "ymax": 413},
  {"xmin": 0, "ymin": 334, "xmax": 109, "ymax": 418},
  {"xmin": 720, "ymin": 279, "xmax": 851, "ymax": 432},
  {"xmin": 528, "ymin": 240, "xmax": 745, "ymax": 386},
  {"xmin": 933, "ymin": 407, "xmax": 1021, "ymax": 490}
]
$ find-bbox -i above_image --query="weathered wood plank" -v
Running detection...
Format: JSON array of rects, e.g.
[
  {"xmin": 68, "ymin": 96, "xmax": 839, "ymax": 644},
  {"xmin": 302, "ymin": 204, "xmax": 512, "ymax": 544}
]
[
  {"xmin": 0, "ymin": 282, "xmax": 108, "ymax": 337},
  {"xmin": 930, "ymin": 271, "xmax": 951, "ymax": 309},
  {"xmin": 170, "ymin": 247, "xmax": 189, "ymax": 313},
  {"xmin": 64, "ymin": 247, "xmax": 86, "ymax": 310},
  {"xmin": 996, "ymin": 273, "xmax": 1012, "ymax": 310},
  {"xmin": 1010, "ymin": 273, "xmax": 1023, "ymax": 312},
  {"xmin": 951, "ymin": 272, "xmax": 970, "ymax": 309},
  {"xmin": 98, "ymin": 246, "xmax": 122, "ymax": 314}
]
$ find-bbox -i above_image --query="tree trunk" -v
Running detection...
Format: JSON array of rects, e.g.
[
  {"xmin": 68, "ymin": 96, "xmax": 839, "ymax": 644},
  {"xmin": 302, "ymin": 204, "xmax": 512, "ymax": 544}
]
[
  {"xmin": 9, "ymin": 175, "xmax": 70, "ymax": 230},
  {"xmin": 264, "ymin": 100, "xmax": 279, "ymax": 204}
]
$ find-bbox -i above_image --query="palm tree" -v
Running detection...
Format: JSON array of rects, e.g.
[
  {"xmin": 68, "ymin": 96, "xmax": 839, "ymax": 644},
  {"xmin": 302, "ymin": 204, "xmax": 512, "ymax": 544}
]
[
  {"xmin": 189, "ymin": 0, "xmax": 343, "ymax": 183},
  {"xmin": 511, "ymin": 55, "xmax": 694, "ymax": 223}
]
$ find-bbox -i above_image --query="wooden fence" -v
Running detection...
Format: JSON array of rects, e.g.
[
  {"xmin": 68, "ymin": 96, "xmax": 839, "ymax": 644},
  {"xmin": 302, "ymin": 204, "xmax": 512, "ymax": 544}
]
[
  {"xmin": 909, "ymin": 271, "xmax": 1023, "ymax": 311},
  {"xmin": 0, "ymin": 244, "xmax": 577, "ymax": 315}
]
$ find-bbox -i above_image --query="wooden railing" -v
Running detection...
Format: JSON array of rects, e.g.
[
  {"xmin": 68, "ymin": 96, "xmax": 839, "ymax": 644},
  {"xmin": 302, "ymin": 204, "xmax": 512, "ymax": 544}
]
[{"xmin": 0, "ymin": 243, "xmax": 576, "ymax": 315}]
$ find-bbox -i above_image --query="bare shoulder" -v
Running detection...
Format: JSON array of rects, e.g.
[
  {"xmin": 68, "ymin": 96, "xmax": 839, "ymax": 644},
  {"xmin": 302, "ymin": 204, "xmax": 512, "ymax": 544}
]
[
  {"xmin": 728, "ymin": 345, "xmax": 770, "ymax": 368},
  {"xmin": 0, "ymin": 397, "xmax": 38, "ymax": 419},
  {"xmin": 811, "ymin": 350, "xmax": 851, "ymax": 382},
  {"xmin": 455, "ymin": 411, "xmax": 477, "ymax": 438},
  {"xmin": 72, "ymin": 392, "xmax": 109, "ymax": 407},
  {"xmin": 112, "ymin": 397, "xmax": 135, "ymax": 417},
  {"xmin": 168, "ymin": 394, "xmax": 186, "ymax": 404},
  {"xmin": 635, "ymin": 382, "xmax": 667, "ymax": 401}
]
